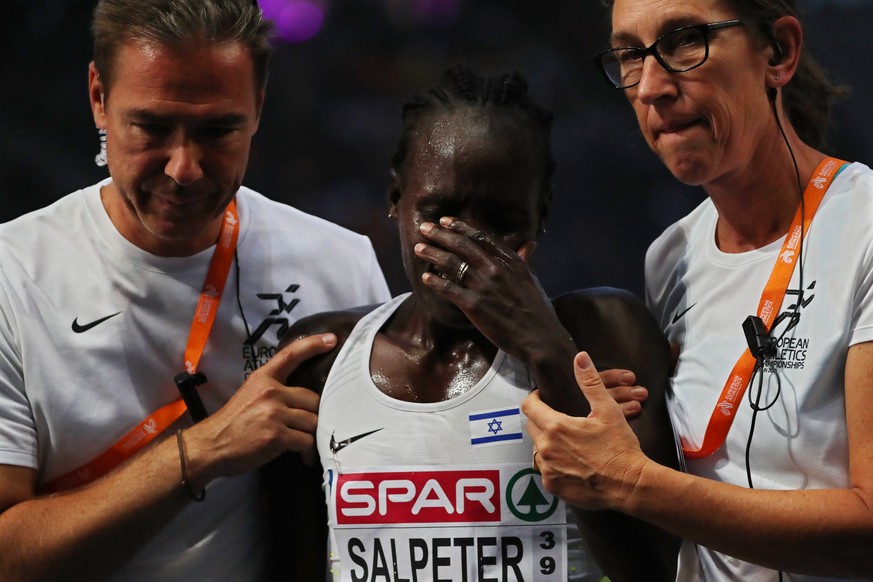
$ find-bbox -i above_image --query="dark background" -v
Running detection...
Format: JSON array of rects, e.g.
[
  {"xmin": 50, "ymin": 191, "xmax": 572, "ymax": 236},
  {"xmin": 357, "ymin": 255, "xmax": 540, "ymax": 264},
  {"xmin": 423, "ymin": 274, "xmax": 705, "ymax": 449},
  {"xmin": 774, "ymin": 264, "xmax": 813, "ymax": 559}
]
[{"xmin": 3, "ymin": 0, "xmax": 872, "ymax": 299}]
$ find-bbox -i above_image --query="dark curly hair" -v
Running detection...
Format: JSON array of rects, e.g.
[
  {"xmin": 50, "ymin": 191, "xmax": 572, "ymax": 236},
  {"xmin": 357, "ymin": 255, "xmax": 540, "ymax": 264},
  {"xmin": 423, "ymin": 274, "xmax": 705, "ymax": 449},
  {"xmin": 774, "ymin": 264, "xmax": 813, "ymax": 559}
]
[{"xmin": 390, "ymin": 63, "xmax": 555, "ymax": 230}]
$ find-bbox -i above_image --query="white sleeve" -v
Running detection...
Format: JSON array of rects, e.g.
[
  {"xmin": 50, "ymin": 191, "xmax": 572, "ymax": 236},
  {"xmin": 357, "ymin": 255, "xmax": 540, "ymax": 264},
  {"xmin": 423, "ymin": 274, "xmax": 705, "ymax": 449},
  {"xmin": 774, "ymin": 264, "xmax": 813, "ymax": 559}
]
[
  {"xmin": 848, "ymin": 168, "xmax": 873, "ymax": 347},
  {"xmin": 0, "ymin": 267, "xmax": 38, "ymax": 469},
  {"xmin": 360, "ymin": 240, "xmax": 391, "ymax": 305},
  {"xmin": 849, "ymin": 228, "xmax": 873, "ymax": 347}
]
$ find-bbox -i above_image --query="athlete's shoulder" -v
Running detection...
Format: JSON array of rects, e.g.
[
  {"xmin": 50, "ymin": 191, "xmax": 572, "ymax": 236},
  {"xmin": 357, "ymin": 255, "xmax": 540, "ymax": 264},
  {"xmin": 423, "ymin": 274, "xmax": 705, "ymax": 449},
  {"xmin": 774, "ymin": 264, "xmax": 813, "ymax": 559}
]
[
  {"xmin": 552, "ymin": 287, "xmax": 668, "ymax": 370},
  {"xmin": 278, "ymin": 304, "xmax": 383, "ymax": 394},
  {"xmin": 280, "ymin": 304, "xmax": 380, "ymax": 348},
  {"xmin": 552, "ymin": 286, "xmax": 648, "ymax": 325}
]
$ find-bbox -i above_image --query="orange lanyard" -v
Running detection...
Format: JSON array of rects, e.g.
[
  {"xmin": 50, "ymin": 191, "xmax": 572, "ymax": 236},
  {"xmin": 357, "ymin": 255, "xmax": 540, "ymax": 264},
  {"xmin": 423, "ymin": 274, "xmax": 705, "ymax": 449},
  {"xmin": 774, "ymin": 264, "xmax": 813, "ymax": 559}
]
[
  {"xmin": 40, "ymin": 200, "xmax": 240, "ymax": 493},
  {"xmin": 682, "ymin": 158, "xmax": 846, "ymax": 459}
]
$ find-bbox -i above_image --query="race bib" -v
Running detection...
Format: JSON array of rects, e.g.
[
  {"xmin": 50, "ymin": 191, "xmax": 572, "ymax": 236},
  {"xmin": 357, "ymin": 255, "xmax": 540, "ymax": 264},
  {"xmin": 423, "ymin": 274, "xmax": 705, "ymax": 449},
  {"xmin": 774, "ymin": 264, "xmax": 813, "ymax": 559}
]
[{"xmin": 328, "ymin": 464, "xmax": 568, "ymax": 581}]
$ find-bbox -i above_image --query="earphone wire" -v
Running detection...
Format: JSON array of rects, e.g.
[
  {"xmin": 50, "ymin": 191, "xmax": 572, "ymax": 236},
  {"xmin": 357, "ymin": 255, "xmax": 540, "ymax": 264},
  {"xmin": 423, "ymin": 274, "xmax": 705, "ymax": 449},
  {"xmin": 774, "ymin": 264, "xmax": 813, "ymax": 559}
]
[
  {"xmin": 772, "ymin": 87, "xmax": 806, "ymax": 319},
  {"xmin": 234, "ymin": 250, "xmax": 252, "ymax": 339},
  {"xmin": 742, "ymin": 86, "xmax": 800, "ymax": 582}
]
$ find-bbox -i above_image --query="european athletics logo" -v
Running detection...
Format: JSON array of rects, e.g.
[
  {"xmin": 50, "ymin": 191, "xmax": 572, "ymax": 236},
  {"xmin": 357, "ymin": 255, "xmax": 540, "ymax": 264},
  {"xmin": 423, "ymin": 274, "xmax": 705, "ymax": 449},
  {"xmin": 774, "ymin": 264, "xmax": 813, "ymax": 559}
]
[{"xmin": 469, "ymin": 408, "xmax": 524, "ymax": 446}]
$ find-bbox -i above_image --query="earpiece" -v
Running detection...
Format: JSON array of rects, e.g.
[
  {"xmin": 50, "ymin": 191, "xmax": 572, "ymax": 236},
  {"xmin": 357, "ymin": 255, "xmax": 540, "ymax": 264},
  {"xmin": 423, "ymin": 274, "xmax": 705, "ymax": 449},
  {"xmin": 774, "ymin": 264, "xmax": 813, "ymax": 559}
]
[
  {"xmin": 768, "ymin": 40, "xmax": 784, "ymax": 66},
  {"xmin": 766, "ymin": 40, "xmax": 780, "ymax": 103}
]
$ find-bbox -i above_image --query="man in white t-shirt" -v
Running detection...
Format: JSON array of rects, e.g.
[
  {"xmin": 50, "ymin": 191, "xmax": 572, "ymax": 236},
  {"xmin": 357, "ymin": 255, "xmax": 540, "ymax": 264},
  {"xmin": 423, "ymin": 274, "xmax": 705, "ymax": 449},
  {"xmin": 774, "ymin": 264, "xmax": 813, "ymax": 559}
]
[{"xmin": 0, "ymin": 1, "xmax": 389, "ymax": 579}]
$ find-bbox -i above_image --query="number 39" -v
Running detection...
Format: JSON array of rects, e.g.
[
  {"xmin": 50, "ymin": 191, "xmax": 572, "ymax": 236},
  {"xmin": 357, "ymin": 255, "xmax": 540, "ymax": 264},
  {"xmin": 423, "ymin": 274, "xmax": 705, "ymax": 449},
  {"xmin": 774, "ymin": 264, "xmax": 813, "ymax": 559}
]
[{"xmin": 539, "ymin": 531, "xmax": 556, "ymax": 575}]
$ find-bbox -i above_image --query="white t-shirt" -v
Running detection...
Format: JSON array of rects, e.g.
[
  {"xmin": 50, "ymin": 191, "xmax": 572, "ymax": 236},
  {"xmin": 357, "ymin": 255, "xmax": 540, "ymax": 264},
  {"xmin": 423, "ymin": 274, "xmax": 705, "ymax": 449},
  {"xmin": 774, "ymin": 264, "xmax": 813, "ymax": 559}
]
[
  {"xmin": 645, "ymin": 162, "xmax": 873, "ymax": 581},
  {"xmin": 316, "ymin": 294, "xmax": 603, "ymax": 582},
  {"xmin": 0, "ymin": 179, "xmax": 391, "ymax": 581}
]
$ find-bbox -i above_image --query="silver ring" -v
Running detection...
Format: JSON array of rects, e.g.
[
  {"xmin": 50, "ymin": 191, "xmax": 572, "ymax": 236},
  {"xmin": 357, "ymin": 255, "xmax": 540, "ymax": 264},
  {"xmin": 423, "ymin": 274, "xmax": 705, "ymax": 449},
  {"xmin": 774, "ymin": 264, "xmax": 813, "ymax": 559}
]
[
  {"xmin": 532, "ymin": 448, "xmax": 540, "ymax": 472},
  {"xmin": 455, "ymin": 261, "xmax": 470, "ymax": 286}
]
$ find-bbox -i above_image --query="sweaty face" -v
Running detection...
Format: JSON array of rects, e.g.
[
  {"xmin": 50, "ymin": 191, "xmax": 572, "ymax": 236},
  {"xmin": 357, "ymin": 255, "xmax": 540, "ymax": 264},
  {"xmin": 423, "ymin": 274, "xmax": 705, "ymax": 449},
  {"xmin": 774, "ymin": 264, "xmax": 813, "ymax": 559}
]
[
  {"xmin": 612, "ymin": 0, "xmax": 773, "ymax": 186},
  {"xmin": 391, "ymin": 109, "xmax": 543, "ymax": 326},
  {"xmin": 90, "ymin": 40, "xmax": 262, "ymax": 256}
]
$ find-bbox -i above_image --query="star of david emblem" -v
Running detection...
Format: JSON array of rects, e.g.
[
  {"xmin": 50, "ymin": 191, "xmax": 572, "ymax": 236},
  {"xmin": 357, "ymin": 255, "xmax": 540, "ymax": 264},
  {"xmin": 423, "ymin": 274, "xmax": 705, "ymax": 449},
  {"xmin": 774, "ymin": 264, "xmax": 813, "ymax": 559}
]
[{"xmin": 487, "ymin": 418, "xmax": 503, "ymax": 435}]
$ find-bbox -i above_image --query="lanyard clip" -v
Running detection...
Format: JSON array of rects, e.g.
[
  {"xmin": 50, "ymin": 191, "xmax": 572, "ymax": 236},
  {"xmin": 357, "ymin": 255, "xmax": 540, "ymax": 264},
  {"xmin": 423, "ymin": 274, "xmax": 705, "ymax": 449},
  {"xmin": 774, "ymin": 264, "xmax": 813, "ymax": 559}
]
[
  {"xmin": 174, "ymin": 371, "xmax": 209, "ymax": 423},
  {"xmin": 743, "ymin": 315, "xmax": 777, "ymax": 360}
]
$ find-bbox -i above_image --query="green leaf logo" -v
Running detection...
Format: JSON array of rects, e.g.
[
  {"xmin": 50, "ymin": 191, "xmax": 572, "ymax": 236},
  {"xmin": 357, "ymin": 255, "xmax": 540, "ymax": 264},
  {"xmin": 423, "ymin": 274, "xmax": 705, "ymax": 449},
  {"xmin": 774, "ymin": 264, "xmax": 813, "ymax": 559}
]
[{"xmin": 506, "ymin": 468, "xmax": 559, "ymax": 522}]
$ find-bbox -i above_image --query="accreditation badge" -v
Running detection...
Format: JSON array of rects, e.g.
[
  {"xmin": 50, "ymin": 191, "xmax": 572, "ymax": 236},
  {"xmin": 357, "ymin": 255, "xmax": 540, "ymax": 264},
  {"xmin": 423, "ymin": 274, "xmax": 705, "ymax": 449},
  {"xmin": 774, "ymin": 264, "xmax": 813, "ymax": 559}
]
[{"xmin": 327, "ymin": 463, "xmax": 567, "ymax": 581}]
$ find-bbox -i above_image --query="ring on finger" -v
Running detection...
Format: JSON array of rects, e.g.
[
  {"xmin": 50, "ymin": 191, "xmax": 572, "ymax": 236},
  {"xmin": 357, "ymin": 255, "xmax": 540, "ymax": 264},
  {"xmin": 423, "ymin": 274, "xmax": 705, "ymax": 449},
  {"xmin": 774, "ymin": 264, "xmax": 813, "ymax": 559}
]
[
  {"xmin": 532, "ymin": 448, "xmax": 540, "ymax": 472},
  {"xmin": 455, "ymin": 261, "xmax": 470, "ymax": 287}
]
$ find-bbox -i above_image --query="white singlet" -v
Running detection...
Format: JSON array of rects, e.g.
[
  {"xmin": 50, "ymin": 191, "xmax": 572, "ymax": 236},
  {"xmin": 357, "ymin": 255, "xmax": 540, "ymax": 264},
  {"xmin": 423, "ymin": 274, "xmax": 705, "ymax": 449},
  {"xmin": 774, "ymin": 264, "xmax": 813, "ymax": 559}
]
[{"xmin": 316, "ymin": 293, "xmax": 603, "ymax": 582}]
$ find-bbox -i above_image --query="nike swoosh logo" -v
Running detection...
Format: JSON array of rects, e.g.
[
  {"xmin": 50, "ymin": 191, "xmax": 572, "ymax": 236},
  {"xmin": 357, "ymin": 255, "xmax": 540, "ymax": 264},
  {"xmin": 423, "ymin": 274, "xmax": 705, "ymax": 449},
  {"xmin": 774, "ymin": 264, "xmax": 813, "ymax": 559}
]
[
  {"xmin": 330, "ymin": 428, "xmax": 383, "ymax": 454},
  {"xmin": 71, "ymin": 312, "xmax": 122, "ymax": 333},
  {"xmin": 671, "ymin": 303, "xmax": 697, "ymax": 325}
]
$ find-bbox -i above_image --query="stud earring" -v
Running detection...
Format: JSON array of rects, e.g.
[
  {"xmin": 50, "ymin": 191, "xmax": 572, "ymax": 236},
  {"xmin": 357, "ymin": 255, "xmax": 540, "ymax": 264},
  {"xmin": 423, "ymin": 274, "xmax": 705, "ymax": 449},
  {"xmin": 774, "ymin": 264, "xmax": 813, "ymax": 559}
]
[{"xmin": 95, "ymin": 129, "xmax": 108, "ymax": 167}]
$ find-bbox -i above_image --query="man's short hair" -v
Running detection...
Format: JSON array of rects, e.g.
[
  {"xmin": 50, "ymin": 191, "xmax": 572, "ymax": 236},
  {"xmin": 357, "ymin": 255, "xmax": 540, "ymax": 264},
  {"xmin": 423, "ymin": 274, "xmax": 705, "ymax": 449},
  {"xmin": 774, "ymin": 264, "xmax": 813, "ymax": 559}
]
[{"xmin": 92, "ymin": 0, "xmax": 274, "ymax": 95}]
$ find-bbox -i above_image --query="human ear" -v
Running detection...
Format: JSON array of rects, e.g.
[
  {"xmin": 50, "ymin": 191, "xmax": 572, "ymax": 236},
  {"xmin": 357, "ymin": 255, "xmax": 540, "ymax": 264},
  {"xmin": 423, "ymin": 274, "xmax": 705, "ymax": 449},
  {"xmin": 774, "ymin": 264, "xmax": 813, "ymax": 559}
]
[
  {"xmin": 387, "ymin": 168, "xmax": 402, "ymax": 220},
  {"xmin": 766, "ymin": 16, "xmax": 802, "ymax": 91},
  {"xmin": 88, "ymin": 62, "xmax": 107, "ymax": 128}
]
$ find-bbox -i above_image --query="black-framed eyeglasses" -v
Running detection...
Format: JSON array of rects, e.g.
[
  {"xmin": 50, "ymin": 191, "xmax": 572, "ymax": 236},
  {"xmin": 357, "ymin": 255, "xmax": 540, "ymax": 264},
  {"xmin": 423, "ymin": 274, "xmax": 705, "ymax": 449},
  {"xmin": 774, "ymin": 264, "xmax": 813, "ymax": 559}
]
[{"xmin": 594, "ymin": 19, "xmax": 743, "ymax": 89}]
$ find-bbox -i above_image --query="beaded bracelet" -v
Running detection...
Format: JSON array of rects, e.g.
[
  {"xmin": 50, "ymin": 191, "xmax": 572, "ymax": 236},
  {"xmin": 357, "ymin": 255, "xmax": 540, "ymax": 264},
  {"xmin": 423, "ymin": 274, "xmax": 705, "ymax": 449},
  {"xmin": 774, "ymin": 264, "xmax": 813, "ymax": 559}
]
[{"xmin": 176, "ymin": 429, "xmax": 206, "ymax": 502}]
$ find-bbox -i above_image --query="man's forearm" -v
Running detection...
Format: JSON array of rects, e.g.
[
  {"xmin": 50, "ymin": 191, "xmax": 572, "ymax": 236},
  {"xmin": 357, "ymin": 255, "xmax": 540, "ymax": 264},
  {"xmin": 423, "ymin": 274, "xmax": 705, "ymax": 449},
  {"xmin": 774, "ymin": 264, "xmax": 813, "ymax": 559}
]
[{"xmin": 0, "ymin": 435, "xmax": 191, "ymax": 581}]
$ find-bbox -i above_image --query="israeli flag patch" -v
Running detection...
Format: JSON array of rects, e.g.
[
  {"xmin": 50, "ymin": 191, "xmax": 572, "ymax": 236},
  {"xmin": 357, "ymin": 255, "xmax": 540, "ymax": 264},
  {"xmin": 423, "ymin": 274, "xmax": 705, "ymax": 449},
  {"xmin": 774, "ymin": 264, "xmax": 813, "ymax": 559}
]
[{"xmin": 469, "ymin": 408, "xmax": 524, "ymax": 446}]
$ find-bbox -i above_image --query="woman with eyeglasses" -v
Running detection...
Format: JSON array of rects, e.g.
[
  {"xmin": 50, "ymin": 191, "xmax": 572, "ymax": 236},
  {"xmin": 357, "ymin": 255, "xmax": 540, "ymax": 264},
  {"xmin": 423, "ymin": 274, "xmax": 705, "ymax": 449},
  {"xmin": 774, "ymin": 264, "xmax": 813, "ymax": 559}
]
[{"xmin": 523, "ymin": 0, "xmax": 873, "ymax": 580}]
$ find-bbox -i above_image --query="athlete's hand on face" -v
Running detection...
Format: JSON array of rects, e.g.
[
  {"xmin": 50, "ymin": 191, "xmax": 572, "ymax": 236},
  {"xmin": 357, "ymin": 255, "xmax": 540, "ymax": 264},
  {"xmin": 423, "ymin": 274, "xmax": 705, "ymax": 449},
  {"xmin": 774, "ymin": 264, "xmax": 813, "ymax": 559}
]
[
  {"xmin": 600, "ymin": 368, "xmax": 648, "ymax": 418},
  {"xmin": 415, "ymin": 217, "xmax": 567, "ymax": 363},
  {"xmin": 522, "ymin": 352, "xmax": 650, "ymax": 511},
  {"xmin": 184, "ymin": 333, "xmax": 337, "ymax": 485}
]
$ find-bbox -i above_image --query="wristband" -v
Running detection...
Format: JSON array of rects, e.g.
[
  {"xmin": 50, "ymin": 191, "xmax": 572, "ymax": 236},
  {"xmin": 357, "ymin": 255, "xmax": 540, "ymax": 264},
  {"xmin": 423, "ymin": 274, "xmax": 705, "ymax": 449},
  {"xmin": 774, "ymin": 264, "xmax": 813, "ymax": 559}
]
[{"xmin": 176, "ymin": 429, "xmax": 206, "ymax": 502}]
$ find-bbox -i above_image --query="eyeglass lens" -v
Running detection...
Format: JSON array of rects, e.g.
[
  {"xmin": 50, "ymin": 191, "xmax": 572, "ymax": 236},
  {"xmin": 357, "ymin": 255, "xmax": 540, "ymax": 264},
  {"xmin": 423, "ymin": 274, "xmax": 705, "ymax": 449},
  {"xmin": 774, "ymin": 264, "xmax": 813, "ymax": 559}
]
[{"xmin": 602, "ymin": 27, "xmax": 709, "ymax": 88}]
